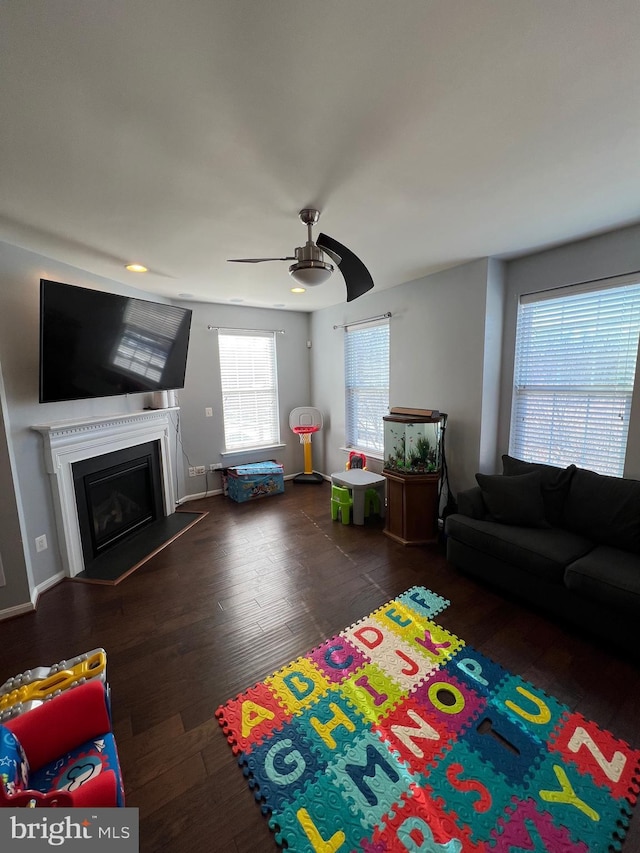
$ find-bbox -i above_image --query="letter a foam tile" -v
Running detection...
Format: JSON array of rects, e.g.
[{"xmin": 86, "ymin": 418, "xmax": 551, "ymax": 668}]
[{"xmin": 215, "ymin": 585, "xmax": 639, "ymax": 852}]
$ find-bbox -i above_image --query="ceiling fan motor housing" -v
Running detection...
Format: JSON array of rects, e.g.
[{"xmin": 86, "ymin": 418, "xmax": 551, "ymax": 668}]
[{"xmin": 289, "ymin": 225, "xmax": 334, "ymax": 285}]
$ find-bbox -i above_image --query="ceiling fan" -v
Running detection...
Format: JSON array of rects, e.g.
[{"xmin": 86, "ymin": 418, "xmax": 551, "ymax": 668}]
[{"xmin": 227, "ymin": 208, "xmax": 374, "ymax": 302}]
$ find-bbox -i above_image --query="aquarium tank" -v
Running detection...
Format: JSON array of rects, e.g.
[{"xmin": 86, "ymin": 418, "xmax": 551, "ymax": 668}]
[{"xmin": 383, "ymin": 408, "xmax": 443, "ymax": 474}]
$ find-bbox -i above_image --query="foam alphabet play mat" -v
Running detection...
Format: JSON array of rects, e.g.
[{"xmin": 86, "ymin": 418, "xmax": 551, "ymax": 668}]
[{"xmin": 215, "ymin": 586, "xmax": 640, "ymax": 852}]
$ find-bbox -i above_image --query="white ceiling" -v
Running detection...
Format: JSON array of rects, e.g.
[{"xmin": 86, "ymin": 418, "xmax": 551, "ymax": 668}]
[{"xmin": 1, "ymin": 1, "xmax": 640, "ymax": 311}]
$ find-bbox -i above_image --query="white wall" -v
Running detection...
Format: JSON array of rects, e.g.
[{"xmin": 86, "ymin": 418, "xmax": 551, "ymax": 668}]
[
  {"xmin": 172, "ymin": 300, "xmax": 311, "ymax": 500},
  {"xmin": 311, "ymin": 258, "xmax": 499, "ymax": 494}
]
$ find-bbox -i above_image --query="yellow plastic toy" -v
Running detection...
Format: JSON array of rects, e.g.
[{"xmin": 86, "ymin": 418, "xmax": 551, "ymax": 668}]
[{"xmin": 0, "ymin": 648, "xmax": 107, "ymax": 721}]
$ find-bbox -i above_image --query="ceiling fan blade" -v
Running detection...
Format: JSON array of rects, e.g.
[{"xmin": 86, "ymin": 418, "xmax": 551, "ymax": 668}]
[
  {"xmin": 227, "ymin": 257, "xmax": 296, "ymax": 263},
  {"xmin": 317, "ymin": 233, "xmax": 374, "ymax": 302}
]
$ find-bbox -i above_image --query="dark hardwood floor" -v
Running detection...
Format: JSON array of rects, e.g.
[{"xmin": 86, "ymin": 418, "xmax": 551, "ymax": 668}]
[{"xmin": 1, "ymin": 482, "xmax": 638, "ymax": 852}]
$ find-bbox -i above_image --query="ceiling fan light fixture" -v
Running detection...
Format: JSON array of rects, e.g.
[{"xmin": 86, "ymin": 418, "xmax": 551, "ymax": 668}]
[{"xmin": 288, "ymin": 260, "xmax": 334, "ymax": 286}]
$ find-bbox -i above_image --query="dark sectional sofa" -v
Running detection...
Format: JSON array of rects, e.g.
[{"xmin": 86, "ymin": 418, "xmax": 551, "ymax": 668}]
[{"xmin": 445, "ymin": 455, "xmax": 640, "ymax": 656}]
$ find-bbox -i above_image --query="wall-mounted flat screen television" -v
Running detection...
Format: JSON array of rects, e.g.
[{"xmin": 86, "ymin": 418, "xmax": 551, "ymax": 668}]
[{"xmin": 39, "ymin": 279, "xmax": 192, "ymax": 403}]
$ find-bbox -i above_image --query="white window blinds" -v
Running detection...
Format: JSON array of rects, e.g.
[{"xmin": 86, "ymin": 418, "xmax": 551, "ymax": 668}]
[
  {"xmin": 510, "ymin": 279, "xmax": 640, "ymax": 476},
  {"xmin": 218, "ymin": 330, "xmax": 280, "ymax": 451},
  {"xmin": 345, "ymin": 320, "xmax": 390, "ymax": 453}
]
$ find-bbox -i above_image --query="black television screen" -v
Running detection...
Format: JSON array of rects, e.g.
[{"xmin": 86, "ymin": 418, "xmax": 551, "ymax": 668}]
[{"xmin": 39, "ymin": 279, "xmax": 192, "ymax": 403}]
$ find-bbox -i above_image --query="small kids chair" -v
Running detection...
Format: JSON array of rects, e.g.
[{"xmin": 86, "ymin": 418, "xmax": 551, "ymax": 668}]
[
  {"xmin": 364, "ymin": 487, "xmax": 382, "ymax": 518},
  {"xmin": 331, "ymin": 484, "xmax": 353, "ymax": 525},
  {"xmin": 346, "ymin": 451, "xmax": 367, "ymax": 470}
]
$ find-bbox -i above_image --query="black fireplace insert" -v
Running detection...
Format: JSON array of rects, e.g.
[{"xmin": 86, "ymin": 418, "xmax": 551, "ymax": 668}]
[{"xmin": 73, "ymin": 442, "xmax": 164, "ymax": 568}]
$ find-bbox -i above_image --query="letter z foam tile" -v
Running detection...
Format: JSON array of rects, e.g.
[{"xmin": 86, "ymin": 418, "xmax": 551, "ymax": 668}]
[{"xmin": 215, "ymin": 586, "xmax": 639, "ymax": 852}]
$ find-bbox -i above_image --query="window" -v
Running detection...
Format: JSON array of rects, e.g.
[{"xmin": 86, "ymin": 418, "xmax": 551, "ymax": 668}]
[
  {"xmin": 510, "ymin": 279, "xmax": 640, "ymax": 476},
  {"xmin": 218, "ymin": 330, "xmax": 280, "ymax": 451},
  {"xmin": 345, "ymin": 320, "xmax": 390, "ymax": 454}
]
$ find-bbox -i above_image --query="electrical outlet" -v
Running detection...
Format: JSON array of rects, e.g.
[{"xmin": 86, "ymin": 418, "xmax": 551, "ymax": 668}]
[
  {"xmin": 195, "ymin": 465, "xmax": 205, "ymax": 475},
  {"xmin": 209, "ymin": 463, "xmax": 222, "ymax": 471},
  {"xmin": 35, "ymin": 534, "xmax": 48, "ymax": 552},
  {"xmin": 205, "ymin": 407, "xmax": 213, "ymax": 417},
  {"xmin": 188, "ymin": 467, "xmax": 196, "ymax": 477}
]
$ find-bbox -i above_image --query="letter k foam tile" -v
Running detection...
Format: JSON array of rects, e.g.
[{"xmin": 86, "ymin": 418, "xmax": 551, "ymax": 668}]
[{"xmin": 215, "ymin": 586, "xmax": 639, "ymax": 852}]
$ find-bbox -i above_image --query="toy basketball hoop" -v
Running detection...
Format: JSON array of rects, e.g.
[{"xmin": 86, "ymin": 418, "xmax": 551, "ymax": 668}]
[{"xmin": 289, "ymin": 407, "xmax": 324, "ymax": 484}]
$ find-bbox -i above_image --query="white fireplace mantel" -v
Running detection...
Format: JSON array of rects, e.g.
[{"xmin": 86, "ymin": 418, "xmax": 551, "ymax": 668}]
[{"xmin": 32, "ymin": 409, "xmax": 178, "ymax": 578}]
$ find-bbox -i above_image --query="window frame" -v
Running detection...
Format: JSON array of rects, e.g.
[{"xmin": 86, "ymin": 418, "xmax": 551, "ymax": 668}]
[
  {"xmin": 509, "ymin": 276, "xmax": 640, "ymax": 477},
  {"xmin": 217, "ymin": 329, "xmax": 281, "ymax": 453},
  {"xmin": 344, "ymin": 319, "xmax": 390, "ymax": 456}
]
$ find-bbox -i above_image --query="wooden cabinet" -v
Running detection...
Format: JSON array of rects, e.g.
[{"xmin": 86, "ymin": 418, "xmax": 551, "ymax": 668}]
[{"xmin": 383, "ymin": 470, "xmax": 440, "ymax": 545}]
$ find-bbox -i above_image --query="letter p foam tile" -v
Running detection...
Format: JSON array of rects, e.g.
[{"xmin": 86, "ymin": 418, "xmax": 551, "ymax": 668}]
[{"xmin": 215, "ymin": 586, "xmax": 639, "ymax": 852}]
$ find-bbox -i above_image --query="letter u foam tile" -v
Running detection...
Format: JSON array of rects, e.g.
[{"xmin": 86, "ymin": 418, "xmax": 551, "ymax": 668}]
[{"xmin": 215, "ymin": 586, "xmax": 639, "ymax": 852}]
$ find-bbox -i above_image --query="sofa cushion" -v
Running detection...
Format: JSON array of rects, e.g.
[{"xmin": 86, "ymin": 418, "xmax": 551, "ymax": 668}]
[
  {"xmin": 445, "ymin": 514, "xmax": 593, "ymax": 582},
  {"xmin": 563, "ymin": 468, "xmax": 640, "ymax": 553},
  {"xmin": 564, "ymin": 546, "xmax": 640, "ymax": 615},
  {"xmin": 476, "ymin": 471, "xmax": 550, "ymax": 528},
  {"xmin": 501, "ymin": 455, "xmax": 576, "ymax": 526}
]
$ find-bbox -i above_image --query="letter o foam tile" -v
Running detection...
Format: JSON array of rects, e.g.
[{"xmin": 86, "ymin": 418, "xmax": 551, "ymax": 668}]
[{"xmin": 215, "ymin": 585, "xmax": 639, "ymax": 852}]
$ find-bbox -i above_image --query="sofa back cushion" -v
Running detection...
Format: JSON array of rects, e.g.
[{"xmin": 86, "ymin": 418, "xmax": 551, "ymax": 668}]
[
  {"xmin": 563, "ymin": 467, "xmax": 640, "ymax": 553},
  {"xmin": 476, "ymin": 471, "xmax": 550, "ymax": 528},
  {"xmin": 502, "ymin": 455, "xmax": 576, "ymax": 526}
]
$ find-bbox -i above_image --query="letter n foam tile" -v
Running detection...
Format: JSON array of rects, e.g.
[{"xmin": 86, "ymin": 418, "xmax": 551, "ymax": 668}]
[{"xmin": 372, "ymin": 693, "xmax": 453, "ymax": 776}]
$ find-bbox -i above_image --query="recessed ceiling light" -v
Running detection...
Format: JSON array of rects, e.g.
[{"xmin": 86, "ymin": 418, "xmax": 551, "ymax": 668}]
[
  {"xmin": 291, "ymin": 287, "xmax": 306, "ymax": 294},
  {"xmin": 125, "ymin": 263, "xmax": 148, "ymax": 273}
]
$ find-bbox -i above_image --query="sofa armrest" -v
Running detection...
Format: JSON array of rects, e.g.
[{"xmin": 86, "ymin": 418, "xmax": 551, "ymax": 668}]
[
  {"xmin": 456, "ymin": 486, "xmax": 486, "ymax": 519},
  {"xmin": 5, "ymin": 679, "xmax": 112, "ymax": 772}
]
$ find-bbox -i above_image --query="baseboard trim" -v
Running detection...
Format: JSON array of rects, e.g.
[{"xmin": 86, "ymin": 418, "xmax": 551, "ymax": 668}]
[
  {"xmin": 0, "ymin": 571, "xmax": 66, "ymax": 623},
  {"xmin": 0, "ymin": 599, "xmax": 36, "ymax": 622}
]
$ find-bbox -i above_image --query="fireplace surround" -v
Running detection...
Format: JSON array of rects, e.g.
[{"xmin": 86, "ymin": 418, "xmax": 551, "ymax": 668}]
[{"xmin": 33, "ymin": 409, "xmax": 177, "ymax": 578}]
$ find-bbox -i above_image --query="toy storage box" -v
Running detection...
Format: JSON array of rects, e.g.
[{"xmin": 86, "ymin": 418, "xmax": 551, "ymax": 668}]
[{"xmin": 226, "ymin": 462, "xmax": 285, "ymax": 503}]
